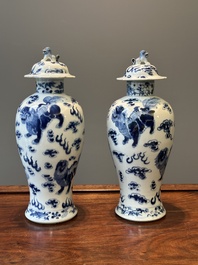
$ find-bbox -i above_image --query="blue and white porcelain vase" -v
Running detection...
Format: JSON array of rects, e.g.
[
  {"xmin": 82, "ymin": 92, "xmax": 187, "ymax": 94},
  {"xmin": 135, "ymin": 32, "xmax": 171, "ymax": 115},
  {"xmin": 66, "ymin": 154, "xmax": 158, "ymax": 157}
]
[
  {"xmin": 107, "ymin": 50, "xmax": 175, "ymax": 221},
  {"xmin": 15, "ymin": 47, "xmax": 85, "ymax": 224}
]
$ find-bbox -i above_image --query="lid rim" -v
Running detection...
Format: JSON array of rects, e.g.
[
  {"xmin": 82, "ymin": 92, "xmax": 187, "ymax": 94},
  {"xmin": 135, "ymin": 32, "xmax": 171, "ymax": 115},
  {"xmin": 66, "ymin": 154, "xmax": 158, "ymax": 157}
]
[
  {"xmin": 24, "ymin": 74, "xmax": 75, "ymax": 79},
  {"xmin": 117, "ymin": 76, "xmax": 167, "ymax": 81}
]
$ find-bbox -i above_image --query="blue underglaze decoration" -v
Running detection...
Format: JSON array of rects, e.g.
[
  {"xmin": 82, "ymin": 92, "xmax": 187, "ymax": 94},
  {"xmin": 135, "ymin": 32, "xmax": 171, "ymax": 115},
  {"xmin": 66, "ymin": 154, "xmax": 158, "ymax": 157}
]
[
  {"xmin": 111, "ymin": 105, "xmax": 155, "ymax": 147},
  {"xmin": 42, "ymin": 174, "xmax": 54, "ymax": 182},
  {"xmin": 123, "ymin": 98, "xmax": 139, "ymax": 106},
  {"xmin": 147, "ymin": 205, "xmax": 165, "ymax": 218},
  {"xmin": 17, "ymin": 144, "xmax": 23, "ymax": 156},
  {"xmin": 43, "ymin": 96, "xmax": 61, "ymax": 104},
  {"xmin": 43, "ymin": 149, "xmax": 58, "ymax": 158},
  {"xmin": 30, "ymin": 61, "xmax": 44, "ymax": 75},
  {"xmin": 70, "ymin": 106, "xmax": 83, "ymax": 123},
  {"xmin": 15, "ymin": 48, "xmax": 84, "ymax": 223},
  {"xmin": 126, "ymin": 152, "xmax": 150, "ymax": 165},
  {"xmin": 125, "ymin": 65, "xmax": 157, "ymax": 76},
  {"xmin": 28, "ymin": 146, "xmax": 36, "ymax": 153},
  {"xmin": 27, "ymin": 95, "xmax": 39, "ymax": 104},
  {"xmin": 150, "ymin": 191, "xmax": 161, "ymax": 205},
  {"xmin": 144, "ymin": 139, "xmax": 160, "ymax": 152},
  {"xmin": 72, "ymin": 138, "xmax": 82, "ymax": 151},
  {"xmin": 51, "ymin": 212, "xmax": 62, "ymax": 219},
  {"xmin": 157, "ymin": 119, "xmax": 174, "ymax": 140},
  {"xmin": 47, "ymin": 129, "xmax": 55, "ymax": 142},
  {"xmin": 44, "ymin": 162, "xmax": 53, "ymax": 169},
  {"xmin": 128, "ymin": 193, "xmax": 149, "ymax": 204},
  {"xmin": 65, "ymin": 121, "xmax": 81, "ymax": 133},
  {"xmin": 23, "ymin": 155, "xmax": 41, "ymax": 172},
  {"xmin": 31, "ymin": 198, "xmax": 45, "ymax": 210},
  {"xmin": 155, "ymin": 148, "xmax": 169, "ymax": 181},
  {"xmin": 16, "ymin": 130, "xmax": 22, "ymax": 139},
  {"xmin": 62, "ymin": 198, "xmax": 74, "ymax": 208},
  {"xmin": 29, "ymin": 183, "xmax": 41, "ymax": 195},
  {"xmin": 30, "ymin": 67, "xmax": 42, "ymax": 75},
  {"xmin": 26, "ymin": 207, "xmax": 76, "ymax": 221},
  {"xmin": 19, "ymin": 99, "xmax": 64, "ymax": 144},
  {"xmin": 69, "ymin": 156, "xmax": 76, "ymax": 161},
  {"xmin": 27, "ymin": 209, "xmax": 50, "ymax": 221},
  {"xmin": 143, "ymin": 97, "xmax": 161, "ymax": 108},
  {"xmin": 126, "ymin": 166, "xmax": 151, "ymax": 180},
  {"xmin": 120, "ymin": 195, "xmax": 125, "ymax": 203},
  {"xmin": 56, "ymin": 134, "xmax": 72, "ymax": 154},
  {"xmin": 108, "ymin": 129, "xmax": 118, "ymax": 145},
  {"xmin": 63, "ymin": 102, "xmax": 72, "ymax": 107},
  {"xmin": 128, "ymin": 181, "xmax": 140, "ymax": 191},
  {"xmin": 163, "ymin": 103, "xmax": 172, "ymax": 113},
  {"xmin": 36, "ymin": 82, "xmax": 64, "ymax": 94},
  {"xmin": 46, "ymin": 199, "xmax": 59, "ymax": 208},
  {"xmin": 150, "ymin": 180, "xmax": 156, "ymax": 190},
  {"xmin": 26, "ymin": 167, "xmax": 35, "ymax": 176},
  {"xmin": 117, "ymin": 204, "xmax": 149, "ymax": 217},
  {"xmin": 71, "ymin": 97, "xmax": 77, "ymax": 103},
  {"xmin": 45, "ymin": 69, "xmax": 64, "ymax": 73},
  {"xmin": 113, "ymin": 151, "xmax": 125, "ymax": 163},
  {"xmin": 119, "ymin": 171, "xmax": 124, "ymax": 182},
  {"xmin": 42, "ymin": 182, "xmax": 56, "ymax": 192},
  {"xmin": 127, "ymin": 82, "xmax": 154, "ymax": 96},
  {"xmin": 54, "ymin": 160, "xmax": 78, "ymax": 194},
  {"xmin": 107, "ymin": 51, "xmax": 175, "ymax": 221},
  {"xmin": 42, "ymin": 175, "xmax": 56, "ymax": 192}
]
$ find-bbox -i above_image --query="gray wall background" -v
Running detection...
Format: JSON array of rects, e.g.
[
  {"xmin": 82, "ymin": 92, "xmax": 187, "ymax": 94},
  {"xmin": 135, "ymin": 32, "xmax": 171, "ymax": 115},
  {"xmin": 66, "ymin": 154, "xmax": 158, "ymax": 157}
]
[{"xmin": 0, "ymin": 0, "xmax": 197, "ymax": 185}]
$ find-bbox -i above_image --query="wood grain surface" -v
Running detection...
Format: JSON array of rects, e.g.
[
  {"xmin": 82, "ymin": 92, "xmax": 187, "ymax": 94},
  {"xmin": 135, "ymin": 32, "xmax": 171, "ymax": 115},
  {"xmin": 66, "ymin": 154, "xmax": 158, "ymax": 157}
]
[{"xmin": 0, "ymin": 185, "xmax": 197, "ymax": 265}]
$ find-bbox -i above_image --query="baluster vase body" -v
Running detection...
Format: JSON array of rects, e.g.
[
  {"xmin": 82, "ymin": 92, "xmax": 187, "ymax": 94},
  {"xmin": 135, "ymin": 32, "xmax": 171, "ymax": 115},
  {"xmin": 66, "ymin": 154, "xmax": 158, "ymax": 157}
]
[
  {"xmin": 16, "ymin": 79, "xmax": 84, "ymax": 223},
  {"xmin": 107, "ymin": 80, "xmax": 174, "ymax": 221}
]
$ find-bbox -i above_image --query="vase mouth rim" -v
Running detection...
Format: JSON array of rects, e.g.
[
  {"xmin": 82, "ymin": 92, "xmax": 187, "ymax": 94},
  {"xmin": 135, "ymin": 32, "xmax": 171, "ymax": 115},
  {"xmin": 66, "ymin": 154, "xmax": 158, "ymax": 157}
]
[
  {"xmin": 24, "ymin": 47, "xmax": 75, "ymax": 79},
  {"xmin": 117, "ymin": 50, "xmax": 167, "ymax": 81}
]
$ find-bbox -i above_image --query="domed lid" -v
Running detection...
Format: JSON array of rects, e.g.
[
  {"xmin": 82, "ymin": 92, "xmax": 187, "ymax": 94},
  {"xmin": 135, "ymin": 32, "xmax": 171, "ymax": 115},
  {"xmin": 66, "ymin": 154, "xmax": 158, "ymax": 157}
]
[
  {"xmin": 117, "ymin": 50, "xmax": 166, "ymax": 81},
  {"xmin": 25, "ymin": 47, "xmax": 75, "ymax": 79}
]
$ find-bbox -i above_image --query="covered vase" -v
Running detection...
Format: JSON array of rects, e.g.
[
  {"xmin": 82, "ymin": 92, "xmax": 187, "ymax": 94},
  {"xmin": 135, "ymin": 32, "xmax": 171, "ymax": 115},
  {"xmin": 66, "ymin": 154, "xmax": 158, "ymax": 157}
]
[
  {"xmin": 107, "ymin": 50, "xmax": 175, "ymax": 221},
  {"xmin": 15, "ymin": 47, "xmax": 85, "ymax": 224}
]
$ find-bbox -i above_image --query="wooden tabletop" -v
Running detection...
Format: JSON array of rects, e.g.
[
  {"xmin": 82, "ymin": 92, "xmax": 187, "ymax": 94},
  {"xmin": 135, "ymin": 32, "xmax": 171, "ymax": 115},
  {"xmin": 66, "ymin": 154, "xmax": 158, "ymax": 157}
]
[{"xmin": 0, "ymin": 185, "xmax": 198, "ymax": 265}]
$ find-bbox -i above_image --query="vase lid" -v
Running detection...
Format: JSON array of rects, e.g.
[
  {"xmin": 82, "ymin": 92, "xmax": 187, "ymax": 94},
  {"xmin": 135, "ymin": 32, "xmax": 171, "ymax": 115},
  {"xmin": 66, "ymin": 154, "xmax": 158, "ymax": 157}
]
[
  {"xmin": 117, "ymin": 50, "xmax": 166, "ymax": 81},
  {"xmin": 24, "ymin": 47, "xmax": 75, "ymax": 79}
]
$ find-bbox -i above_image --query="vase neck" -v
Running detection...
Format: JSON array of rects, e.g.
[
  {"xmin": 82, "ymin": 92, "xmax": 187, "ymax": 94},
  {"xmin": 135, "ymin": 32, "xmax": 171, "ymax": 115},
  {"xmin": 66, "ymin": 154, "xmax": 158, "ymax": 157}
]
[
  {"xmin": 127, "ymin": 81, "xmax": 154, "ymax": 96},
  {"xmin": 36, "ymin": 79, "xmax": 64, "ymax": 94}
]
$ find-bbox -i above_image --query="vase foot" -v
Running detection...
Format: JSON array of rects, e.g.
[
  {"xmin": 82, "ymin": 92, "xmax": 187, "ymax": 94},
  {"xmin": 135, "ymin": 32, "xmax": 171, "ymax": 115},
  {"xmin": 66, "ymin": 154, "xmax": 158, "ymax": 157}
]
[
  {"xmin": 115, "ymin": 203, "xmax": 166, "ymax": 222},
  {"xmin": 25, "ymin": 205, "xmax": 78, "ymax": 224}
]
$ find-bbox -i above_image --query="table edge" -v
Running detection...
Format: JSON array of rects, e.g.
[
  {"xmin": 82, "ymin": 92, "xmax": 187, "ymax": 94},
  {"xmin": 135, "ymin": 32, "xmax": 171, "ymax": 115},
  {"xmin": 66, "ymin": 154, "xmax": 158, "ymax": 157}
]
[{"xmin": 0, "ymin": 184, "xmax": 198, "ymax": 194}]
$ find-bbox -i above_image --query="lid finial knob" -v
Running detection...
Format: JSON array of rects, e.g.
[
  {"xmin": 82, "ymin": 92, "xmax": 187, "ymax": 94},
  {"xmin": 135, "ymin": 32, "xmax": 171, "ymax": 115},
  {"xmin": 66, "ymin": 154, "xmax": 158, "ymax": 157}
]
[{"xmin": 131, "ymin": 50, "xmax": 149, "ymax": 65}]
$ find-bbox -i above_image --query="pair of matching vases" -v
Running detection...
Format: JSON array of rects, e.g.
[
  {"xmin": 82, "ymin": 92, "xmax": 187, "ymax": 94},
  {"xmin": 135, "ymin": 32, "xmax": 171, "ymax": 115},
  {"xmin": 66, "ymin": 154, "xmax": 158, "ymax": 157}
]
[{"xmin": 15, "ymin": 48, "xmax": 174, "ymax": 224}]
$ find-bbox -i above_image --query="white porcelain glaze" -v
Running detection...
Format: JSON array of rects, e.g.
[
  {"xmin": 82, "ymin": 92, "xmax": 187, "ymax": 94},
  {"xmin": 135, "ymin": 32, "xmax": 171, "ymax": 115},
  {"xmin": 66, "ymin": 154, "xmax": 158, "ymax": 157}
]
[
  {"xmin": 107, "ymin": 51, "xmax": 174, "ymax": 221},
  {"xmin": 15, "ymin": 48, "xmax": 84, "ymax": 224}
]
